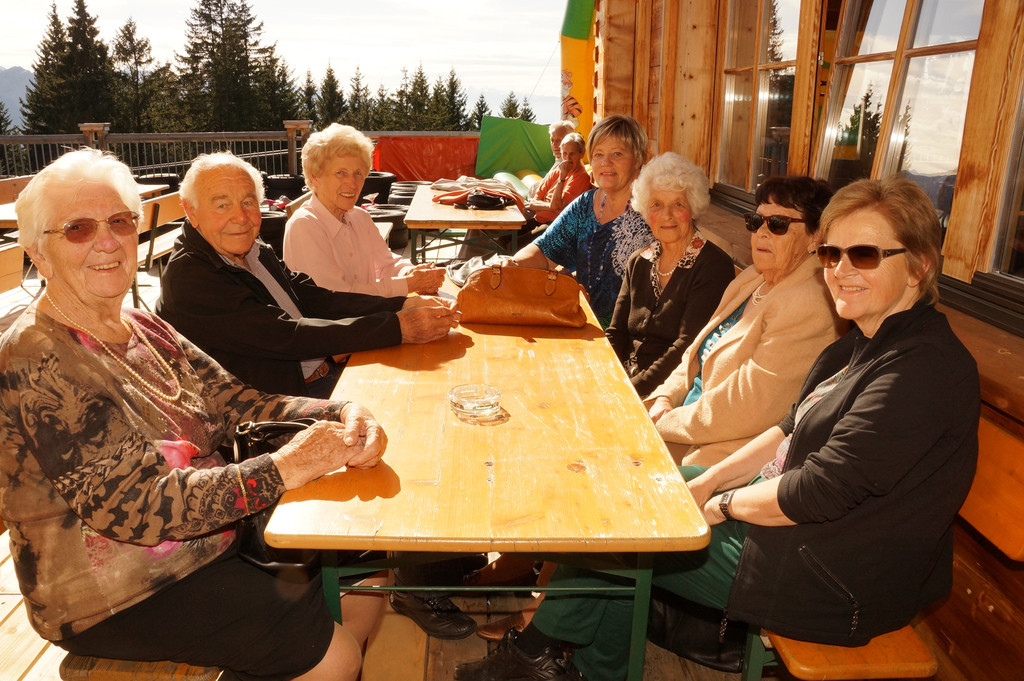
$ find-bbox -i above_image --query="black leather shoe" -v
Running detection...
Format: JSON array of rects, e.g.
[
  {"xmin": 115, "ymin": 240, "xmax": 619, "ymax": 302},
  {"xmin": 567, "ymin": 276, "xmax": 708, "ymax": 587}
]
[
  {"xmin": 389, "ymin": 591, "xmax": 477, "ymax": 640},
  {"xmin": 454, "ymin": 629, "xmax": 583, "ymax": 681}
]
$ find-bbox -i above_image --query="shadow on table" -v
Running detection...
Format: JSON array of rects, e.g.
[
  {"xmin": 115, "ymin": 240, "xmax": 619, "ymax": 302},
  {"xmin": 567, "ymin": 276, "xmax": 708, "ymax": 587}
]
[{"xmin": 314, "ymin": 461, "xmax": 402, "ymax": 501}]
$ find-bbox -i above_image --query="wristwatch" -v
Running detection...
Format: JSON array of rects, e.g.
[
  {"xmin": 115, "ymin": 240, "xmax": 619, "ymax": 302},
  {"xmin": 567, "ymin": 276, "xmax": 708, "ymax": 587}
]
[{"xmin": 719, "ymin": 490, "xmax": 736, "ymax": 521}]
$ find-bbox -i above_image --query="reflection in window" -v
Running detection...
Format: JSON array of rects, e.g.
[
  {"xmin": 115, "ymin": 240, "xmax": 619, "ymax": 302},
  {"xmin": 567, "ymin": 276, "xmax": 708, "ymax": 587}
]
[
  {"xmin": 849, "ymin": 0, "xmax": 904, "ymax": 56},
  {"xmin": 764, "ymin": 0, "xmax": 800, "ymax": 63},
  {"xmin": 914, "ymin": 0, "xmax": 982, "ymax": 48},
  {"xmin": 998, "ymin": 118, "xmax": 1024, "ymax": 281},
  {"xmin": 893, "ymin": 52, "xmax": 974, "ymax": 222},
  {"xmin": 720, "ymin": 73, "xmax": 754, "ymax": 187},
  {"xmin": 725, "ymin": 0, "xmax": 757, "ymax": 69},
  {"xmin": 824, "ymin": 61, "xmax": 892, "ymax": 189},
  {"xmin": 757, "ymin": 67, "xmax": 795, "ymax": 183},
  {"xmin": 1002, "ymin": 192, "xmax": 1024, "ymax": 280}
]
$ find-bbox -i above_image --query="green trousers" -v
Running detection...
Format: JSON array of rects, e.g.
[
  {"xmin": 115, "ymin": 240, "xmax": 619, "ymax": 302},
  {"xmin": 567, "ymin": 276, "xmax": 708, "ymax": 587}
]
[{"xmin": 530, "ymin": 465, "xmax": 750, "ymax": 681}]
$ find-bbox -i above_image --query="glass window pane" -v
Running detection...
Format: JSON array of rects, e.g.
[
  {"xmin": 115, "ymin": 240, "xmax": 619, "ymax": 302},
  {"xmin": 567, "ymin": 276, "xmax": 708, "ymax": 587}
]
[
  {"xmin": 763, "ymin": 0, "xmax": 801, "ymax": 63},
  {"xmin": 823, "ymin": 61, "xmax": 893, "ymax": 189},
  {"xmin": 893, "ymin": 52, "xmax": 974, "ymax": 219},
  {"xmin": 756, "ymin": 67, "xmax": 795, "ymax": 184},
  {"xmin": 719, "ymin": 73, "xmax": 754, "ymax": 187},
  {"xmin": 845, "ymin": 0, "xmax": 905, "ymax": 57},
  {"xmin": 914, "ymin": 0, "xmax": 982, "ymax": 47},
  {"xmin": 726, "ymin": 0, "xmax": 758, "ymax": 69},
  {"xmin": 1001, "ymin": 198, "xmax": 1024, "ymax": 280}
]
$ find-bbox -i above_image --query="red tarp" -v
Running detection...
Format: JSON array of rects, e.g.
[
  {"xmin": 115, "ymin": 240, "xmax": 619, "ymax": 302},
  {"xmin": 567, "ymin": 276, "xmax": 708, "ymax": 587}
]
[{"xmin": 373, "ymin": 136, "xmax": 480, "ymax": 182}]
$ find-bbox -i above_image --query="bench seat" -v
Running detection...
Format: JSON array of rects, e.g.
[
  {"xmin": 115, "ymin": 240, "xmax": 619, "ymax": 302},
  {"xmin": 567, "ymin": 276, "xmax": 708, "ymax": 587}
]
[
  {"xmin": 59, "ymin": 654, "xmax": 220, "ymax": 681},
  {"xmin": 763, "ymin": 625, "xmax": 936, "ymax": 680}
]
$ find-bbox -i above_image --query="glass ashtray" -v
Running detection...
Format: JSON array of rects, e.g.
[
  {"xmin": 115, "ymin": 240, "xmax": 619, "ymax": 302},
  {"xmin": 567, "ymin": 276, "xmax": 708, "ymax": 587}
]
[{"xmin": 449, "ymin": 383, "xmax": 501, "ymax": 418}]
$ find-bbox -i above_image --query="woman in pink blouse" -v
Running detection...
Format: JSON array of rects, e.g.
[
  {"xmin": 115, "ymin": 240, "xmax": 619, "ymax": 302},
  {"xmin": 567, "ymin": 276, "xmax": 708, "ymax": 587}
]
[{"xmin": 283, "ymin": 124, "xmax": 444, "ymax": 296}]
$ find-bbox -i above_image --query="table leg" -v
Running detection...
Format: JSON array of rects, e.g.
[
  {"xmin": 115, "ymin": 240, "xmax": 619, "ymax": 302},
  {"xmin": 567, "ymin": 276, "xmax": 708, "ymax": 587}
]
[
  {"xmin": 410, "ymin": 230, "xmax": 421, "ymax": 265},
  {"xmin": 626, "ymin": 553, "xmax": 654, "ymax": 681},
  {"xmin": 321, "ymin": 551, "xmax": 343, "ymax": 624}
]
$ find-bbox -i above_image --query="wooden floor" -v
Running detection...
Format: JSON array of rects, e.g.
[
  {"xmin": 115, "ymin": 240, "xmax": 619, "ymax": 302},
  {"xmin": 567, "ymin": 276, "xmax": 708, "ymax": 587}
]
[
  {"xmin": 0, "ymin": 249, "xmax": 762, "ymax": 681},
  {"xmin": 362, "ymin": 589, "xmax": 746, "ymax": 681}
]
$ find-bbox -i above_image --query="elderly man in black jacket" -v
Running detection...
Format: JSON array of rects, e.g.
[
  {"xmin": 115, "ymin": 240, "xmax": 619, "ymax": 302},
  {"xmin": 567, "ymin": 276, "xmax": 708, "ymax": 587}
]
[
  {"xmin": 157, "ymin": 152, "xmax": 457, "ymax": 399},
  {"xmin": 158, "ymin": 151, "xmax": 476, "ymax": 641}
]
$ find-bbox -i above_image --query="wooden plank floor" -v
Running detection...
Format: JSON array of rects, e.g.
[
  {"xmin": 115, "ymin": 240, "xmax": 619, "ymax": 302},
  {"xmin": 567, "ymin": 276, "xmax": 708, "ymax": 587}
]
[{"xmin": 362, "ymin": 589, "xmax": 747, "ymax": 681}]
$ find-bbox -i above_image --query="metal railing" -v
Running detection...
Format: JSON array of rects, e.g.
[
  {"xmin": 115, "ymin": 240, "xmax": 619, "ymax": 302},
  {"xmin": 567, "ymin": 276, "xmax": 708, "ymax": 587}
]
[
  {"xmin": 0, "ymin": 121, "xmax": 313, "ymax": 179},
  {"xmin": 0, "ymin": 124, "xmax": 483, "ymax": 185}
]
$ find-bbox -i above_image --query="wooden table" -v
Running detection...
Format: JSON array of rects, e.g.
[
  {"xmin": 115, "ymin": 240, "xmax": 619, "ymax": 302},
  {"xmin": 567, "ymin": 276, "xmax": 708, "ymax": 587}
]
[
  {"xmin": 266, "ymin": 292, "xmax": 709, "ymax": 680},
  {"xmin": 403, "ymin": 184, "xmax": 526, "ymax": 263}
]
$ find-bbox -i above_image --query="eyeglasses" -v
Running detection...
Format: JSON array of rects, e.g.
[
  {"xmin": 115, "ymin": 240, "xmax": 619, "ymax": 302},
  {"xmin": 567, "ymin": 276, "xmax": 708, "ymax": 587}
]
[
  {"xmin": 816, "ymin": 244, "xmax": 908, "ymax": 270},
  {"xmin": 743, "ymin": 213, "xmax": 805, "ymax": 235},
  {"xmin": 44, "ymin": 211, "xmax": 139, "ymax": 244}
]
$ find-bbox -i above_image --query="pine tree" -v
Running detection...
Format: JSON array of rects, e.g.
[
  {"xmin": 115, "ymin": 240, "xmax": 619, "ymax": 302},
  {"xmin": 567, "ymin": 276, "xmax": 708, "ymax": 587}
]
[
  {"xmin": 405, "ymin": 65, "xmax": 432, "ymax": 130},
  {"xmin": 371, "ymin": 83, "xmax": 399, "ymax": 131},
  {"xmin": 252, "ymin": 51, "xmax": 300, "ymax": 130},
  {"xmin": 112, "ymin": 18, "xmax": 153, "ymax": 132},
  {"xmin": 0, "ymin": 101, "xmax": 15, "ymax": 134},
  {"xmin": 347, "ymin": 67, "xmax": 373, "ymax": 131},
  {"xmin": 178, "ymin": 0, "xmax": 291, "ymax": 131},
  {"xmin": 519, "ymin": 97, "xmax": 536, "ymax": 123},
  {"xmin": 63, "ymin": 0, "xmax": 115, "ymax": 127},
  {"xmin": 143, "ymin": 63, "xmax": 181, "ymax": 132},
  {"xmin": 299, "ymin": 70, "xmax": 317, "ymax": 122},
  {"xmin": 499, "ymin": 91, "xmax": 521, "ymax": 119},
  {"xmin": 317, "ymin": 65, "xmax": 346, "ymax": 126},
  {"xmin": 0, "ymin": 101, "xmax": 17, "ymax": 175},
  {"xmin": 433, "ymin": 69, "xmax": 469, "ymax": 131},
  {"xmin": 20, "ymin": 3, "xmax": 70, "ymax": 133},
  {"xmin": 469, "ymin": 94, "xmax": 491, "ymax": 130}
]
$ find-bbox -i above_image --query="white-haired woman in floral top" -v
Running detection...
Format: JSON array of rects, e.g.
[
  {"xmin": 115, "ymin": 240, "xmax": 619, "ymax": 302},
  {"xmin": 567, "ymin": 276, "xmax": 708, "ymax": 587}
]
[{"xmin": 1, "ymin": 148, "xmax": 383, "ymax": 681}]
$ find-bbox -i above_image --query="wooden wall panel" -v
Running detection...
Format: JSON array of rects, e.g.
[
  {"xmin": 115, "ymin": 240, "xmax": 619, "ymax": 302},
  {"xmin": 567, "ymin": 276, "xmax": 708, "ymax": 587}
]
[
  {"xmin": 596, "ymin": 0, "xmax": 638, "ymax": 118},
  {"xmin": 941, "ymin": 0, "xmax": 1024, "ymax": 282},
  {"xmin": 786, "ymin": 0, "xmax": 824, "ymax": 176},
  {"xmin": 662, "ymin": 0, "xmax": 719, "ymax": 167}
]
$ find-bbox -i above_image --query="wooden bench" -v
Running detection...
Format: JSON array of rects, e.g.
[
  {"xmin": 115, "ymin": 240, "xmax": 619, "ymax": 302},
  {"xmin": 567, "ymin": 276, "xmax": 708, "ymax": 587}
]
[
  {"xmin": 132, "ymin": 192, "xmax": 186, "ymax": 308},
  {"xmin": 0, "ymin": 241, "xmax": 24, "ymax": 295},
  {"xmin": 739, "ymin": 406, "xmax": 1024, "ymax": 680},
  {"xmin": 284, "ymin": 190, "xmax": 312, "ymax": 218},
  {"xmin": 0, "ymin": 174, "xmax": 34, "ymax": 204}
]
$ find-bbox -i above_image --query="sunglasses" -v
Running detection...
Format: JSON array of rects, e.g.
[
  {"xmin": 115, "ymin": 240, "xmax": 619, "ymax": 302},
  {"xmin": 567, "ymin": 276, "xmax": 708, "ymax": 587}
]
[
  {"xmin": 816, "ymin": 244, "xmax": 908, "ymax": 270},
  {"xmin": 44, "ymin": 211, "xmax": 139, "ymax": 244},
  {"xmin": 743, "ymin": 213, "xmax": 806, "ymax": 235}
]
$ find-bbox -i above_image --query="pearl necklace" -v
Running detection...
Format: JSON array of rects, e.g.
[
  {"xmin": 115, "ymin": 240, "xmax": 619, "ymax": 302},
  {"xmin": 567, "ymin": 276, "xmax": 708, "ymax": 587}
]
[
  {"xmin": 44, "ymin": 293, "xmax": 183, "ymax": 402},
  {"xmin": 656, "ymin": 262, "xmax": 677, "ymax": 277},
  {"xmin": 751, "ymin": 281, "xmax": 770, "ymax": 306}
]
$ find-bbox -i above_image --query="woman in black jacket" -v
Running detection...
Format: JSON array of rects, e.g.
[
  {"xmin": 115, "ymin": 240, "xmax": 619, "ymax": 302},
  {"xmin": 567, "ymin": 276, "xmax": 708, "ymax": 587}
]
[{"xmin": 455, "ymin": 176, "xmax": 979, "ymax": 681}]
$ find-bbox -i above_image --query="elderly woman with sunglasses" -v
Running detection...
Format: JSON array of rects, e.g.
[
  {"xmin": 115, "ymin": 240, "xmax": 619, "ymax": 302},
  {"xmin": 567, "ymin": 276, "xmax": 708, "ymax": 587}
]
[
  {"xmin": 454, "ymin": 176, "xmax": 979, "ymax": 681},
  {"xmin": 646, "ymin": 175, "xmax": 844, "ymax": 465},
  {"xmin": 0, "ymin": 149, "xmax": 387, "ymax": 680}
]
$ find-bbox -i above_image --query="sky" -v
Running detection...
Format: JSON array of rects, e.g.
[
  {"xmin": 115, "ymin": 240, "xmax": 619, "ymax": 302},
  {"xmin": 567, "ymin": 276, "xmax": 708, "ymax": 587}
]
[{"xmin": 3, "ymin": 0, "xmax": 568, "ymax": 123}]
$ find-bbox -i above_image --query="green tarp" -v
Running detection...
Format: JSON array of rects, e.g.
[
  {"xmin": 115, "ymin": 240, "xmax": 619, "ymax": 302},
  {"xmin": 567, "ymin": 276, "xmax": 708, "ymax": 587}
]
[{"xmin": 474, "ymin": 115, "xmax": 553, "ymax": 179}]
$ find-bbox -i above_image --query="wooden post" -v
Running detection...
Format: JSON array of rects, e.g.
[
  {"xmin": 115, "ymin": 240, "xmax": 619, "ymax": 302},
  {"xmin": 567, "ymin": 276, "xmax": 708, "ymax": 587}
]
[
  {"xmin": 78, "ymin": 123, "xmax": 111, "ymax": 151},
  {"xmin": 283, "ymin": 120, "xmax": 312, "ymax": 176}
]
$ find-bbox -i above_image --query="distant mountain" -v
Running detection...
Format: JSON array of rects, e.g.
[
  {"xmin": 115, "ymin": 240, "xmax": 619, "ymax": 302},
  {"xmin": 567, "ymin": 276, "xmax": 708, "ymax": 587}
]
[{"xmin": 0, "ymin": 66, "xmax": 32, "ymax": 130}]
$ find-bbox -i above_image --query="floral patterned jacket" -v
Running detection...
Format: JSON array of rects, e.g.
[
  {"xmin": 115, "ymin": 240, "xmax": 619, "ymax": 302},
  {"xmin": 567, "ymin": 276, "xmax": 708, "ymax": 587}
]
[{"xmin": 0, "ymin": 305, "xmax": 345, "ymax": 641}]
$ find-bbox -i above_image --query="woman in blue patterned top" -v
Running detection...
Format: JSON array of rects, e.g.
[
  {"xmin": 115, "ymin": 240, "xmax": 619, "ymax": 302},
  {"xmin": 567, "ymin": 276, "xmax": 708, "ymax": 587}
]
[{"xmin": 510, "ymin": 114, "xmax": 654, "ymax": 327}]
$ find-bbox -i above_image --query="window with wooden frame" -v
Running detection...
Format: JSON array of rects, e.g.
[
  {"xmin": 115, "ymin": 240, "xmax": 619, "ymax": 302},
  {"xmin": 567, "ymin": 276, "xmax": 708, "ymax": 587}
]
[
  {"xmin": 716, "ymin": 0, "xmax": 804, "ymax": 192},
  {"xmin": 813, "ymin": 0, "xmax": 981, "ymax": 214}
]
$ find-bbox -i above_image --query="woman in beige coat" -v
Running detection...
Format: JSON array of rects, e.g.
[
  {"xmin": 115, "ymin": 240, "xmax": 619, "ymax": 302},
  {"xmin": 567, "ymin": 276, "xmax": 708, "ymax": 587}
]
[{"xmin": 647, "ymin": 176, "xmax": 844, "ymax": 465}]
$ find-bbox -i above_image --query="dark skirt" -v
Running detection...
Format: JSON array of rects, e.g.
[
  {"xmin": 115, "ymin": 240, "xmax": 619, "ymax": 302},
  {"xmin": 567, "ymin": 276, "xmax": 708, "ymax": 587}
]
[{"xmin": 57, "ymin": 547, "xmax": 336, "ymax": 681}]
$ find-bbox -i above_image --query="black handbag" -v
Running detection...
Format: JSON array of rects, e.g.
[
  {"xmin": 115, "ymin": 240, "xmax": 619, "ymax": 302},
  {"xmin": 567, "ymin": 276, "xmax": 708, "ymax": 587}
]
[
  {"xmin": 646, "ymin": 590, "xmax": 748, "ymax": 673},
  {"xmin": 232, "ymin": 419, "xmax": 320, "ymax": 574}
]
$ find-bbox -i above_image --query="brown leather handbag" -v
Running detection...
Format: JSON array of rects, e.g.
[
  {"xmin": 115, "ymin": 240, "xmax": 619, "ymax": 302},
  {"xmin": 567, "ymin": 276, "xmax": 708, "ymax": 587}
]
[{"xmin": 456, "ymin": 263, "xmax": 587, "ymax": 327}]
